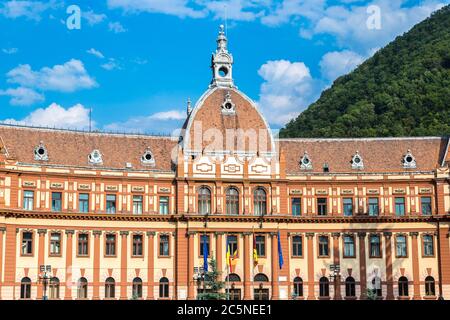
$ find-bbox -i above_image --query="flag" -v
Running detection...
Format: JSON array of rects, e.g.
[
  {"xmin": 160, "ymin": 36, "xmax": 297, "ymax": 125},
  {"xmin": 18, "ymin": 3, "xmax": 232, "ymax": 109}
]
[
  {"xmin": 226, "ymin": 238, "xmax": 238, "ymax": 273},
  {"xmin": 277, "ymin": 230, "xmax": 284, "ymax": 269},
  {"xmin": 253, "ymin": 232, "xmax": 258, "ymax": 267},
  {"xmin": 203, "ymin": 234, "xmax": 209, "ymax": 272}
]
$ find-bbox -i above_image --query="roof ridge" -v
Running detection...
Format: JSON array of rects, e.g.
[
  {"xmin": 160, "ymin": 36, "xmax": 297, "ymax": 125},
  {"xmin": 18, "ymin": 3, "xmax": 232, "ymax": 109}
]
[{"xmin": 276, "ymin": 136, "xmax": 446, "ymax": 142}]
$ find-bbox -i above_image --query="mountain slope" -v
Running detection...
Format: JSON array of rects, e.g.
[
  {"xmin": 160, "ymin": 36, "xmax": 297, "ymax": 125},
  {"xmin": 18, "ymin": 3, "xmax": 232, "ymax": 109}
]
[{"xmin": 279, "ymin": 5, "xmax": 450, "ymax": 138}]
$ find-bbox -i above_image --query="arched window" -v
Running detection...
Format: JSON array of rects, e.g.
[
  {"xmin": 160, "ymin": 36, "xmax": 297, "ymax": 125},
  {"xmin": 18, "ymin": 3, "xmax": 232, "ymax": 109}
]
[
  {"xmin": 254, "ymin": 273, "xmax": 269, "ymax": 282},
  {"xmin": 345, "ymin": 277, "xmax": 356, "ymax": 297},
  {"xmin": 226, "ymin": 273, "xmax": 241, "ymax": 282},
  {"xmin": 398, "ymin": 276, "xmax": 409, "ymax": 297},
  {"xmin": 77, "ymin": 277, "xmax": 88, "ymax": 299},
  {"xmin": 159, "ymin": 277, "xmax": 169, "ymax": 298},
  {"xmin": 319, "ymin": 277, "xmax": 329, "ymax": 297},
  {"xmin": 425, "ymin": 276, "xmax": 435, "ymax": 296},
  {"xmin": 253, "ymin": 188, "xmax": 267, "ymax": 216},
  {"xmin": 371, "ymin": 276, "xmax": 382, "ymax": 297},
  {"xmin": 105, "ymin": 277, "xmax": 115, "ymax": 299},
  {"xmin": 49, "ymin": 277, "xmax": 60, "ymax": 299},
  {"xmin": 198, "ymin": 187, "xmax": 211, "ymax": 215},
  {"xmin": 226, "ymin": 187, "xmax": 239, "ymax": 215},
  {"xmin": 132, "ymin": 277, "xmax": 143, "ymax": 299},
  {"xmin": 20, "ymin": 277, "xmax": 31, "ymax": 299},
  {"xmin": 293, "ymin": 277, "xmax": 303, "ymax": 297}
]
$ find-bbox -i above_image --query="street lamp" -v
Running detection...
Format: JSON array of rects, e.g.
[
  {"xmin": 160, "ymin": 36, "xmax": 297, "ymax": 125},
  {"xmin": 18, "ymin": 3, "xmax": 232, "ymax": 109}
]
[{"xmin": 38, "ymin": 265, "xmax": 52, "ymax": 300}]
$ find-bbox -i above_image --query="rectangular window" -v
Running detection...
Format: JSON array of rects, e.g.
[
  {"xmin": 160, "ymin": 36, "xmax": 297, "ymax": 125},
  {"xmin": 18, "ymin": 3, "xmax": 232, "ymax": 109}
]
[
  {"xmin": 79, "ymin": 193, "xmax": 89, "ymax": 213},
  {"xmin": 227, "ymin": 235, "xmax": 238, "ymax": 255},
  {"xmin": 317, "ymin": 198, "xmax": 327, "ymax": 216},
  {"xmin": 368, "ymin": 197, "xmax": 379, "ymax": 216},
  {"xmin": 318, "ymin": 235, "xmax": 329, "ymax": 257},
  {"xmin": 396, "ymin": 235, "xmax": 407, "ymax": 257},
  {"xmin": 50, "ymin": 232, "xmax": 61, "ymax": 255},
  {"xmin": 423, "ymin": 235, "xmax": 434, "ymax": 256},
  {"xmin": 21, "ymin": 232, "xmax": 33, "ymax": 255},
  {"xmin": 395, "ymin": 197, "xmax": 405, "ymax": 216},
  {"xmin": 133, "ymin": 195, "xmax": 143, "ymax": 214},
  {"xmin": 51, "ymin": 192, "xmax": 62, "ymax": 212},
  {"xmin": 292, "ymin": 236, "xmax": 302, "ymax": 257},
  {"xmin": 23, "ymin": 190, "xmax": 34, "ymax": 210},
  {"xmin": 106, "ymin": 194, "xmax": 116, "ymax": 214},
  {"xmin": 200, "ymin": 234, "xmax": 210, "ymax": 257},
  {"xmin": 159, "ymin": 196, "xmax": 169, "ymax": 215},
  {"xmin": 343, "ymin": 235, "xmax": 355, "ymax": 258},
  {"xmin": 132, "ymin": 234, "xmax": 143, "ymax": 256},
  {"xmin": 292, "ymin": 198, "xmax": 301, "ymax": 216},
  {"xmin": 343, "ymin": 198, "xmax": 353, "ymax": 216},
  {"xmin": 78, "ymin": 234, "xmax": 89, "ymax": 256},
  {"xmin": 159, "ymin": 234, "xmax": 169, "ymax": 257},
  {"xmin": 105, "ymin": 234, "xmax": 116, "ymax": 256},
  {"xmin": 255, "ymin": 235, "xmax": 266, "ymax": 256},
  {"xmin": 421, "ymin": 197, "xmax": 432, "ymax": 216},
  {"xmin": 369, "ymin": 235, "xmax": 381, "ymax": 258}
]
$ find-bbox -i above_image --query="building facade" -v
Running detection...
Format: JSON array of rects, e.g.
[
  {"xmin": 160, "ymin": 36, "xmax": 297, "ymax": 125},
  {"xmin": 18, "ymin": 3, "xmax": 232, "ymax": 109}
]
[{"xmin": 0, "ymin": 26, "xmax": 449, "ymax": 300}]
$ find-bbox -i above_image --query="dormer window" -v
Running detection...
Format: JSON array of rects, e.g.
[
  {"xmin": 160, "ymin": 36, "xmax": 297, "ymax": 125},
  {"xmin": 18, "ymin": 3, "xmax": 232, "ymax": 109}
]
[
  {"xmin": 221, "ymin": 91, "xmax": 236, "ymax": 115},
  {"xmin": 88, "ymin": 149, "xmax": 103, "ymax": 165},
  {"xmin": 141, "ymin": 148, "xmax": 155, "ymax": 166},
  {"xmin": 402, "ymin": 149, "xmax": 416, "ymax": 169},
  {"xmin": 34, "ymin": 142, "xmax": 48, "ymax": 161},
  {"xmin": 323, "ymin": 163, "xmax": 329, "ymax": 173},
  {"xmin": 351, "ymin": 151, "xmax": 364, "ymax": 170},
  {"xmin": 300, "ymin": 152, "xmax": 312, "ymax": 170}
]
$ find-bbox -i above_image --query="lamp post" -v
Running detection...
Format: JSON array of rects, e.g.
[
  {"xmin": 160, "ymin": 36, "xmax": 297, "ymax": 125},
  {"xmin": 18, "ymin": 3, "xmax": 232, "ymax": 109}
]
[{"xmin": 39, "ymin": 265, "xmax": 52, "ymax": 300}]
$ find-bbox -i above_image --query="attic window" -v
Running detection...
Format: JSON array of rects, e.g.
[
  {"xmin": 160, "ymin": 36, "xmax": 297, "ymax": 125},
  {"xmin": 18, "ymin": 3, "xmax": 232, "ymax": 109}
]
[
  {"xmin": 351, "ymin": 151, "xmax": 364, "ymax": 170},
  {"xmin": 34, "ymin": 142, "xmax": 48, "ymax": 161},
  {"xmin": 323, "ymin": 163, "xmax": 329, "ymax": 173},
  {"xmin": 402, "ymin": 149, "xmax": 416, "ymax": 169},
  {"xmin": 300, "ymin": 151, "xmax": 312, "ymax": 170},
  {"xmin": 141, "ymin": 148, "xmax": 155, "ymax": 166},
  {"xmin": 88, "ymin": 149, "xmax": 103, "ymax": 165},
  {"xmin": 221, "ymin": 91, "xmax": 236, "ymax": 115}
]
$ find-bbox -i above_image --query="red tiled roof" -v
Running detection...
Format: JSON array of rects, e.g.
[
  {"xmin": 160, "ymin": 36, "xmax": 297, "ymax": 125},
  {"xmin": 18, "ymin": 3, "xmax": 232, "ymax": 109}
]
[
  {"xmin": 0, "ymin": 125, "xmax": 178, "ymax": 171},
  {"xmin": 279, "ymin": 137, "xmax": 448, "ymax": 174}
]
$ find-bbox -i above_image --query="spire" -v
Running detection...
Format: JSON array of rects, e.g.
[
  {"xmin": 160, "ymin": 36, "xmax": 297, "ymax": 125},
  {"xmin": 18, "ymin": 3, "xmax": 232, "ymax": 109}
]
[{"xmin": 210, "ymin": 25, "xmax": 234, "ymax": 88}]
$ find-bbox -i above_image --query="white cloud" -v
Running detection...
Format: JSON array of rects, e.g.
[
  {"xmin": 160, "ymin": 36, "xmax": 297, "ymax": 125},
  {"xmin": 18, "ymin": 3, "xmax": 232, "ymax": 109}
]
[
  {"xmin": 1, "ymin": 103, "xmax": 93, "ymax": 130},
  {"xmin": 319, "ymin": 50, "xmax": 365, "ymax": 81},
  {"xmin": 107, "ymin": 0, "xmax": 207, "ymax": 18},
  {"xmin": 101, "ymin": 58, "xmax": 121, "ymax": 71},
  {"xmin": 0, "ymin": 0, "xmax": 61, "ymax": 20},
  {"xmin": 86, "ymin": 48, "xmax": 105, "ymax": 59},
  {"xmin": 104, "ymin": 109, "xmax": 185, "ymax": 134},
  {"xmin": 108, "ymin": 21, "xmax": 127, "ymax": 33},
  {"xmin": 198, "ymin": 0, "xmax": 267, "ymax": 22},
  {"xmin": 2, "ymin": 47, "xmax": 18, "ymax": 54},
  {"xmin": 257, "ymin": 59, "xmax": 321, "ymax": 126},
  {"xmin": 83, "ymin": 10, "xmax": 107, "ymax": 26},
  {"xmin": 0, "ymin": 87, "xmax": 44, "ymax": 106},
  {"xmin": 6, "ymin": 59, "xmax": 97, "ymax": 93}
]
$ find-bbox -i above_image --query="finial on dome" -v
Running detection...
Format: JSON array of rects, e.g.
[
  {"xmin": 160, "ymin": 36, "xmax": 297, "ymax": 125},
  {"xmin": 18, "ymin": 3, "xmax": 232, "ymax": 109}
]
[{"xmin": 210, "ymin": 25, "xmax": 234, "ymax": 88}]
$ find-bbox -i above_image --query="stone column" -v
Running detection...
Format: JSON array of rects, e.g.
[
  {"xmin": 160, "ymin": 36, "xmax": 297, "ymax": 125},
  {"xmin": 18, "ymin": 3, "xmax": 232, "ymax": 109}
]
[
  {"xmin": 384, "ymin": 232, "xmax": 394, "ymax": 300},
  {"xmin": 410, "ymin": 232, "xmax": 421, "ymax": 300},
  {"xmin": 37, "ymin": 229, "xmax": 47, "ymax": 299},
  {"xmin": 270, "ymin": 232, "xmax": 279, "ymax": 300},
  {"xmin": 306, "ymin": 232, "xmax": 315, "ymax": 300},
  {"xmin": 187, "ymin": 231, "xmax": 195, "ymax": 299},
  {"xmin": 215, "ymin": 232, "xmax": 224, "ymax": 282},
  {"xmin": 243, "ymin": 232, "xmax": 251, "ymax": 299},
  {"xmin": 0, "ymin": 227, "xmax": 5, "ymax": 300},
  {"xmin": 92, "ymin": 230, "xmax": 102, "ymax": 300},
  {"xmin": 64, "ymin": 230, "xmax": 74, "ymax": 300},
  {"xmin": 146, "ymin": 231, "xmax": 155, "ymax": 299},
  {"xmin": 120, "ymin": 231, "xmax": 129, "ymax": 299},
  {"xmin": 332, "ymin": 232, "xmax": 341, "ymax": 300},
  {"xmin": 358, "ymin": 232, "xmax": 367, "ymax": 300}
]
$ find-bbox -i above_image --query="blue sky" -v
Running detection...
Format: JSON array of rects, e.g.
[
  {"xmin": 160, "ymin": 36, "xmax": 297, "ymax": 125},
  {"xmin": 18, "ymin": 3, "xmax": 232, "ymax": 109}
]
[{"xmin": 0, "ymin": 0, "xmax": 448, "ymax": 135}]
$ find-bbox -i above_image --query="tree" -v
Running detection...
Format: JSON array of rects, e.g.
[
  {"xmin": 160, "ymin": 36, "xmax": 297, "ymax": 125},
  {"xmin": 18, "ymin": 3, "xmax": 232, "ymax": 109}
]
[{"xmin": 196, "ymin": 257, "xmax": 227, "ymax": 300}]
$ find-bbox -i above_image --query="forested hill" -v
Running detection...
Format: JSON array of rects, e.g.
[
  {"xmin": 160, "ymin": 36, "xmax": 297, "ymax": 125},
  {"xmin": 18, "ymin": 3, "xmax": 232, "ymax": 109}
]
[{"xmin": 279, "ymin": 5, "xmax": 450, "ymax": 138}]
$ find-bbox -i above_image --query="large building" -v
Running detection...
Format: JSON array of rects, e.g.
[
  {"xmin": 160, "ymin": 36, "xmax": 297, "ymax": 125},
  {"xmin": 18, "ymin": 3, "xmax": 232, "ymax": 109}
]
[{"xmin": 0, "ymin": 26, "xmax": 449, "ymax": 301}]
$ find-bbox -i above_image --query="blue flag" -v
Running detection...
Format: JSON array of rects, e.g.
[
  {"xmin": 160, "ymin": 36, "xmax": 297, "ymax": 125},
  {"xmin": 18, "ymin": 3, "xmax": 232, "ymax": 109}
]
[
  {"xmin": 277, "ymin": 230, "xmax": 284, "ymax": 269},
  {"xmin": 203, "ymin": 234, "xmax": 209, "ymax": 272}
]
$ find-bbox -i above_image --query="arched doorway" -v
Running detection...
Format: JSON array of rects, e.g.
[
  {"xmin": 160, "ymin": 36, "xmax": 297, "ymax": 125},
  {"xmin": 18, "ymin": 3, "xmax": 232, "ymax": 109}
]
[
  {"xmin": 225, "ymin": 273, "xmax": 241, "ymax": 300},
  {"xmin": 253, "ymin": 273, "xmax": 269, "ymax": 300}
]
